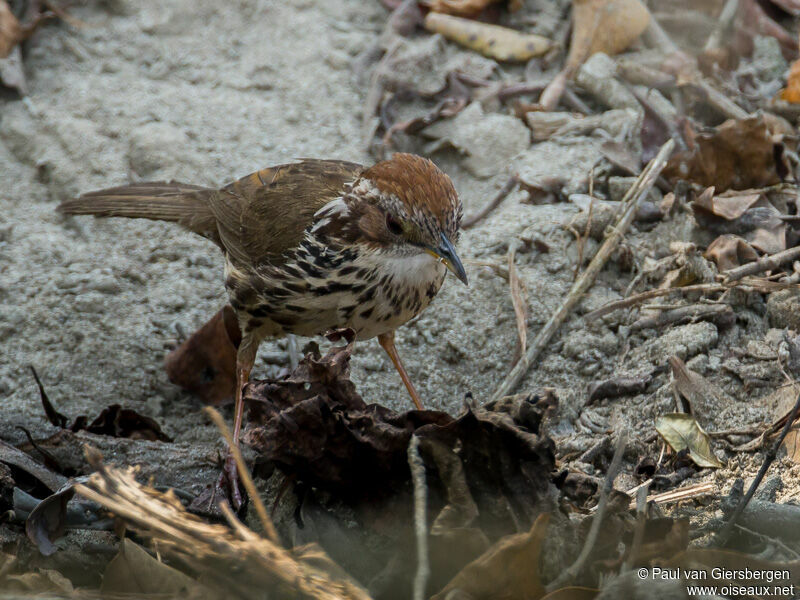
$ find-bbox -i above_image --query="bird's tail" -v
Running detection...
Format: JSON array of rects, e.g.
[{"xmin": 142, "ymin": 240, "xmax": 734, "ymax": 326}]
[{"xmin": 57, "ymin": 182, "xmax": 216, "ymax": 234}]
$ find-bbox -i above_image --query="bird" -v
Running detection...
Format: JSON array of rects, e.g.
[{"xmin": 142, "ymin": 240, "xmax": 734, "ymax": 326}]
[{"xmin": 57, "ymin": 152, "xmax": 468, "ymax": 505}]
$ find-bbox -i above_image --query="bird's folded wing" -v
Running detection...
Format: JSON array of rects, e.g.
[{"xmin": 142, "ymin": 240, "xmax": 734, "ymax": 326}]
[{"xmin": 209, "ymin": 159, "xmax": 364, "ymax": 266}]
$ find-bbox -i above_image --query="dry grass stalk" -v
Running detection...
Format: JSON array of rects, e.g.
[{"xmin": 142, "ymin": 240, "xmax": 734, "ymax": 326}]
[
  {"xmin": 202, "ymin": 407, "xmax": 279, "ymax": 543},
  {"xmin": 75, "ymin": 450, "xmax": 372, "ymax": 600},
  {"xmin": 408, "ymin": 436, "xmax": 429, "ymax": 600},
  {"xmin": 633, "ymin": 482, "xmax": 714, "ymax": 509}
]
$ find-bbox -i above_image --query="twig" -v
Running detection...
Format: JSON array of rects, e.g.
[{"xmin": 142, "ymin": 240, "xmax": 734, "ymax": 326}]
[
  {"xmin": 641, "ymin": 5, "xmax": 748, "ymax": 120},
  {"xmin": 547, "ymin": 432, "xmax": 627, "ymax": 591},
  {"xmin": 734, "ymin": 524, "xmax": 800, "ymax": 560},
  {"xmin": 724, "ymin": 246, "xmax": 800, "ymax": 282},
  {"xmin": 497, "ymin": 81, "xmax": 548, "ymax": 101},
  {"xmin": 538, "ymin": 69, "xmax": 569, "ymax": 112},
  {"xmin": 715, "ymin": 391, "xmax": 800, "ymax": 546},
  {"xmin": 203, "ymin": 407, "xmax": 279, "ymax": 544},
  {"xmin": 490, "ymin": 140, "xmax": 675, "ymax": 402},
  {"xmin": 708, "ymin": 427, "xmax": 762, "ymax": 439},
  {"xmin": 693, "ymin": 80, "xmax": 749, "ymax": 120},
  {"xmin": 408, "ymin": 436, "xmax": 429, "ymax": 600},
  {"xmin": 462, "ymin": 175, "xmax": 518, "ymax": 229},
  {"xmin": 629, "ymin": 303, "xmax": 733, "ymax": 331},
  {"xmin": 704, "ymin": 0, "xmax": 739, "ymax": 52},
  {"xmin": 583, "ymin": 279, "xmax": 795, "ymax": 321},
  {"xmin": 623, "ymin": 484, "xmax": 650, "ymax": 571},
  {"xmin": 642, "ymin": 11, "xmax": 679, "ymax": 54},
  {"xmin": 562, "ymin": 85, "xmax": 592, "ymax": 115}
]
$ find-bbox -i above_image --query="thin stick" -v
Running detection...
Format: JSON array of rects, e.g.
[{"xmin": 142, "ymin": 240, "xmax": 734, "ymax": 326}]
[
  {"xmin": 583, "ymin": 281, "xmax": 778, "ymax": 321},
  {"xmin": 490, "ymin": 140, "xmax": 675, "ymax": 402},
  {"xmin": 641, "ymin": 5, "xmax": 748, "ymax": 120},
  {"xmin": 695, "ymin": 81, "xmax": 749, "ymax": 120},
  {"xmin": 408, "ymin": 435, "xmax": 429, "ymax": 600},
  {"xmin": 629, "ymin": 303, "xmax": 732, "ymax": 332},
  {"xmin": 546, "ymin": 432, "xmax": 627, "ymax": 591},
  {"xmin": 203, "ymin": 407, "xmax": 280, "ymax": 544},
  {"xmin": 724, "ymin": 245, "xmax": 800, "ymax": 282},
  {"xmin": 715, "ymin": 391, "xmax": 800, "ymax": 546},
  {"xmin": 462, "ymin": 175, "xmax": 518, "ymax": 229},
  {"xmin": 623, "ymin": 484, "xmax": 650, "ymax": 571},
  {"xmin": 704, "ymin": 0, "xmax": 739, "ymax": 52}
]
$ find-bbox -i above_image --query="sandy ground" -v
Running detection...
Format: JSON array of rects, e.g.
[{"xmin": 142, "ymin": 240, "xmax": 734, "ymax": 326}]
[
  {"xmin": 0, "ymin": 0, "xmax": 571, "ymax": 448},
  {"xmin": 1, "ymin": 0, "xmax": 794, "ymax": 512}
]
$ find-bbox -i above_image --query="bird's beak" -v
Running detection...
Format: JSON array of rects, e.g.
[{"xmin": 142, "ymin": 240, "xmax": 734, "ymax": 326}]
[{"xmin": 427, "ymin": 233, "xmax": 468, "ymax": 286}]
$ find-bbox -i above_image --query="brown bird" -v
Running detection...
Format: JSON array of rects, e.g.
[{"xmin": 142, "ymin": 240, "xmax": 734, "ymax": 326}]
[{"xmin": 58, "ymin": 153, "xmax": 467, "ymax": 503}]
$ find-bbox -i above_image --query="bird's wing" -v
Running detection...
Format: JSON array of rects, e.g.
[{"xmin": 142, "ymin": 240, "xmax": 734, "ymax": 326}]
[{"xmin": 207, "ymin": 159, "xmax": 364, "ymax": 266}]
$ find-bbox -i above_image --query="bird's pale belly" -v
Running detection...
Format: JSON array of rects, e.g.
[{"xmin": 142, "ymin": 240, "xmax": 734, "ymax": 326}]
[{"xmin": 226, "ymin": 250, "xmax": 447, "ymax": 342}]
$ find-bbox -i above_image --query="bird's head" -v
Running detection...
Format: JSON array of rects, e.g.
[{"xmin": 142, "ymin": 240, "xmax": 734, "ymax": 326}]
[{"xmin": 335, "ymin": 153, "xmax": 468, "ymax": 285}]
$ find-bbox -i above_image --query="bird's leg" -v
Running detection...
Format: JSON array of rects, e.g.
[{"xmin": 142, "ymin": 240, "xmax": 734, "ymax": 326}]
[
  {"xmin": 231, "ymin": 351, "xmax": 254, "ymax": 446},
  {"xmin": 378, "ymin": 330, "xmax": 424, "ymax": 410},
  {"xmin": 221, "ymin": 338, "xmax": 256, "ymax": 510}
]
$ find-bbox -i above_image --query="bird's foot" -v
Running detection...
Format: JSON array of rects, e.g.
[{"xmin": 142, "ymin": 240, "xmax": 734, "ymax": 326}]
[{"xmin": 216, "ymin": 451, "xmax": 244, "ymax": 511}]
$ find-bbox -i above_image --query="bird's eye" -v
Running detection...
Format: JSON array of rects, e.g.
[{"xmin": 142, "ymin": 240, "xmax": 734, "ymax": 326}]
[{"xmin": 386, "ymin": 214, "xmax": 403, "ymax": 235}]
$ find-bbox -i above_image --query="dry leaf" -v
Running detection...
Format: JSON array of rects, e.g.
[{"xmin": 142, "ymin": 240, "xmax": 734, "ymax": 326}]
[
  {"xmin": 624, "ymin": 518, "xmax": 690, "ymax": 567},
  {"xmin": 693, "ymin": 188, "xmax": 761, "ymax": 220},
  {"xmin": 25, "ymin": 478, "xmax": 87, "ymax": 556},
  {"xmin": 430, "ymin": 513, "xmax": 550, "ymax": 600},
  {"xmin": 0, "ymin": 0, "xmax": 57, "ymax": 61},
  {"xmin": 0, "ymin": 552, "xmax": 74, "ymax": 594},
  {"xmin": 165, "ymin": 305, "xmax": 242, "ymax": 406},
  {"xmin": 780, "ymin": 58, "xmax": 800, "ymax": 103},
  {"xmin": 664, "ymin": 115, "xmax": 788, "ymax": 192},
  {"xmin": 423, "ymin": 12, "xmax": 552, "ymax": 62},
  {"xmin": 565, "ymin": 0, "xmax": 650, "ymax": 75},
  {"xmin": 32, "ymin": 366, "xmax": 172, "ymax": 442},
  {"xmin": 764, "ymin": 383, "xmax": 800, "ymax": 462},
  {"xmin": 101, "ymin": 538, "xmax": 211, "ymax": 596},
  {"xmin": 0, "ymin": 0, "xmax": 23, "ymax": 59},
  {"xmin": 669, "ymin": 355, "xmax": 735, "ymax": 430},
  {"xmin": 655, "ymin": 413, "xmax": 725, "ymax": 468},
  {"xmin": 691, "ymin": 188, "xmax": 786, "ymax": 254},
  {"xmin": 0, "ymin": 438, "xmax": 67, "ymax": 494},
  {"xmin": 704, "ymin": 234, "xmax": 759, "ymax": 271}
]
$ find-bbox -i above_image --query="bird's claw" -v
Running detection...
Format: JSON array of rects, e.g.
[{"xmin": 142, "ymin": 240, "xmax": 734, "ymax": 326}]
[{"xmin": 218, "ymin": 451, "xmax": 244, "ymax": 511}]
